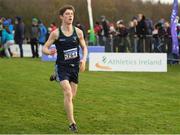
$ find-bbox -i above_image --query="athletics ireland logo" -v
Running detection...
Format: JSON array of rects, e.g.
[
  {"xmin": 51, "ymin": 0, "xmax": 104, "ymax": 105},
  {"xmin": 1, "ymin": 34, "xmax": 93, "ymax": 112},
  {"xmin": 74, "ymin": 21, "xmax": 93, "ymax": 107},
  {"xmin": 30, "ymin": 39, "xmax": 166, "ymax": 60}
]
[{"xmin": 95, "ymin": 56, "xmax": 112, "ymax": 70}]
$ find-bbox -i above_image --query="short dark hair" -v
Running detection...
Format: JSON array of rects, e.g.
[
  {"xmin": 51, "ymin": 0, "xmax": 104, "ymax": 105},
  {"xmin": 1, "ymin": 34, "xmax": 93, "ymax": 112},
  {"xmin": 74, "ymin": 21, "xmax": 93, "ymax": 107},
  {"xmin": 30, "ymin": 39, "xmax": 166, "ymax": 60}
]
[{"xmin": 59, "ymin": 5, "xmax": 75, "ymax": 16}]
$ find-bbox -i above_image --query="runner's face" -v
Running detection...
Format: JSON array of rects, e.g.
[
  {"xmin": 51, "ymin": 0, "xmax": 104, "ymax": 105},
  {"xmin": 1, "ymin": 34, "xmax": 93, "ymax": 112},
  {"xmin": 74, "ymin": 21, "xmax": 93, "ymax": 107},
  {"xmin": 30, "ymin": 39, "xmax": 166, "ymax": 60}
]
[{"xmin": 61, "ymin": 9, "xmax": 74, "ymax": 25}]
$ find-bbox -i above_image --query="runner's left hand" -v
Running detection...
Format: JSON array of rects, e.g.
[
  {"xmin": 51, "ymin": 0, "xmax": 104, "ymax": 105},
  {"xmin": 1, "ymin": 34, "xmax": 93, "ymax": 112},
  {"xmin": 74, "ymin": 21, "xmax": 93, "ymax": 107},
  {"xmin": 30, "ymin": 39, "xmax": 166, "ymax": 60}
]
[{"xmin": 80, "ymin": 59, "xmax": 86, "ymax": 72}]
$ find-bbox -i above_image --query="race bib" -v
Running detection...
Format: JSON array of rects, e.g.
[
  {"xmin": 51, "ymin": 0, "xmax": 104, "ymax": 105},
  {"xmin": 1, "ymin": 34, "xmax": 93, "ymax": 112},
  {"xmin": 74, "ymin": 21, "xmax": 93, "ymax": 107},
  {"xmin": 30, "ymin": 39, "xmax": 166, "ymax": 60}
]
[{"xmin": 64, "ymin": 48, "xmax": 78, "ymax": 60}]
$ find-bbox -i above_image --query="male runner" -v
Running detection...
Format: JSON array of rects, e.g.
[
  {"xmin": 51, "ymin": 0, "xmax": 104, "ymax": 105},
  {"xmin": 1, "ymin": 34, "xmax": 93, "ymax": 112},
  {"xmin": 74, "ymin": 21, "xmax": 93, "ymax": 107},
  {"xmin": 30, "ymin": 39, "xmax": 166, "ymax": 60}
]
[{"xmin": 42, "ymin": 5, "xmax": 88, "ymax": 133}]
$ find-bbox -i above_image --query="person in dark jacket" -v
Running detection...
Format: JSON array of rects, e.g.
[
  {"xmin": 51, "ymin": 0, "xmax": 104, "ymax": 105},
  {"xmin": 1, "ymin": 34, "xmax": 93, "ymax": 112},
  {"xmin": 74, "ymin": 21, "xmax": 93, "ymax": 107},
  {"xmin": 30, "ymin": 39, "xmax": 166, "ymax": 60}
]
[
  {"xmin": 30, "ymin": 18, "xmax": 39, "ymax": 58},
  {"xmin": 14, "ymin": 16, "xmax": 25, "ymax": 58},
  {"xmin": 116, "ymin": 20, "xmax": 129, "ymax": 52},
  {"xmin": 75, "ymin": 21, "xmax": 86, "ymax": 39},
  {"xmin": 101, "ymin": 15, "xmax": 110, "ymax": 52},
  {"xmin": 136, "ymin": 14, "xmax": 147, "ymax": 52}
]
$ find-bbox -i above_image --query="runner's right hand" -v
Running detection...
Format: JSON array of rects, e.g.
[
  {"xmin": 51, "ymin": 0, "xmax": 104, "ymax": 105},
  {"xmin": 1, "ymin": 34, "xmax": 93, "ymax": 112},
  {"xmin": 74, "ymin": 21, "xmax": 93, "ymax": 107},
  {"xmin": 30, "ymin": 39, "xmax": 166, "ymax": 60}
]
[{"xmin": 49, "ymin": 48, "xmax": 57, "ymax": 55}]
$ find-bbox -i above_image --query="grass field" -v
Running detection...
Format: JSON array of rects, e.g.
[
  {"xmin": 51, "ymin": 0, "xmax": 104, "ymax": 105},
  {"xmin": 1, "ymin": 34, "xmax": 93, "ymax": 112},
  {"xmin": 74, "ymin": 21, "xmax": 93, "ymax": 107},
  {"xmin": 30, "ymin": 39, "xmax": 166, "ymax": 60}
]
[{"xmin": 0, "ymin": 58, "xmax": 180, "ymax": 134}]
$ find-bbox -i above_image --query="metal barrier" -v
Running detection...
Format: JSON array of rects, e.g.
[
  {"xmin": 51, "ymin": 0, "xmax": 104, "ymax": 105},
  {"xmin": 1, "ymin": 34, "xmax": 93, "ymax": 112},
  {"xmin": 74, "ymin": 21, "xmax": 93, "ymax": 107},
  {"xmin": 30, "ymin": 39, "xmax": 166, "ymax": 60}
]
[{"xmin": 89, "ymin": 35, "xmax": 174, "ymax": 54}]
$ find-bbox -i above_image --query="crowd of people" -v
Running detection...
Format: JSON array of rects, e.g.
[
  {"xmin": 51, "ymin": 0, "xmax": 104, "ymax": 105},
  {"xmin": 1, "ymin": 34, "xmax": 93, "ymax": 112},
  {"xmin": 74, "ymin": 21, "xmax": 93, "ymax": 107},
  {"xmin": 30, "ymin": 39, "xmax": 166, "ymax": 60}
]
[
  {"xmin": 0, "ymin": 14, "xmax": 180, "ymax": 59},
  {"xmin": 0, "ymin": 16, "xmax": 57, "ymax": 58},
  {"xmin": 93, "ymin": 14, "xmax": 179, "ymax": 57}
]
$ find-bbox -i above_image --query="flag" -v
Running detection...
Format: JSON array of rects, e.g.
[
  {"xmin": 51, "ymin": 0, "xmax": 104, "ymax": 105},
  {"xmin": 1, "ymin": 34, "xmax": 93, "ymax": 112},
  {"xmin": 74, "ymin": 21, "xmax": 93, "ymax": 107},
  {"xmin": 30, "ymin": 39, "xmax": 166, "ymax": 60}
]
[
  {"xmin": 87, "ymin": 0, "xmax": 95, "ymax": 44},
  {"xmin": 171, "ymin": 0, "xmax": 179, "ymax": 55}
]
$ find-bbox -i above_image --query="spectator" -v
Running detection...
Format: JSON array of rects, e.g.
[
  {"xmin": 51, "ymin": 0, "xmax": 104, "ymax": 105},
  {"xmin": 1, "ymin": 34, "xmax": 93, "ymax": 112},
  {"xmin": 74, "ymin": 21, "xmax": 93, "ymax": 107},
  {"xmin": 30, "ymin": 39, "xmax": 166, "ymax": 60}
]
[
  {"xmin": 113, "ymin": 21, "xmax": 121, "ymax": 52},
  {"xmin": 157, "ymin": 22, "xmax": 166, "ymax": 52},
  {"xmin": 164, "ymin": 22, "xmax": 171, "ymax": 54},
  {"xmin": 2, "ymin": 20, "xmax": 14, "ymax": 58},
  {"xmin": 50, "ymin": 22, "xmax": 57, "ymax": 32},
  {"xmin": 76, "ymin": 21, "xmax": 86, "ymax": 39},
  {"xmin": 101, "ymin": 15, "xmax": 110, "ymax": 38},
  {"xmin": 7, "ymin": 18, "xmax": 14, "ymax": 57},
  {"xmin": 145, "ymin": 18, "xmax": 154, "ymax": 52},
  {"xmin": 46, "ymin": 27, "xmax": 52, "ymax": 41},
  {"xmin": 0, "ymin": 17, "xmax": 5, "ymax": 57},
  {"xmin": 101, "ymin": 15, "xmax": 110, "ymax": 52},
  {"xmin": 94, "ymin": 21, "xmax": 102, "ymax": 45},
  {"xmin": 117, "ymin": 20, "xmax": 129, "ymax": 52},
  {"xmin": 113, "ymin": 20, "xmax": 129, "ymax": 52},
  {"xmin": 137, "ymin": 14, "xmax": 147, "ymax": 52},
  {"xmin": 128, "ymin": 20, "xmax": 138, "ymax": 52},
  {"xmin": 38, "ymin": 20, "xmax": 47, "ymax": 45},
  {"xmin": 30, "ymin": 18, "xmax": 39, "ymax": 58},
  {"xmin": 14, "ymin": 16, "xmax": 25, "ymax": 58},
  {"xmin": 152, "ymin": 23, "xmax": 159, "ymax": 52}
]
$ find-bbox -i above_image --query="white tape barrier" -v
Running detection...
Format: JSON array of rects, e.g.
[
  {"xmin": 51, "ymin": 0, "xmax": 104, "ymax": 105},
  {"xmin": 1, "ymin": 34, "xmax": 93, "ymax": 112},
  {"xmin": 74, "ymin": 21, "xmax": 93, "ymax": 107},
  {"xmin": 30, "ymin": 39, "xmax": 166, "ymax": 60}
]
[{"xmin": 10, "ymin": 44, "xmax": 42, "ymax": 57}]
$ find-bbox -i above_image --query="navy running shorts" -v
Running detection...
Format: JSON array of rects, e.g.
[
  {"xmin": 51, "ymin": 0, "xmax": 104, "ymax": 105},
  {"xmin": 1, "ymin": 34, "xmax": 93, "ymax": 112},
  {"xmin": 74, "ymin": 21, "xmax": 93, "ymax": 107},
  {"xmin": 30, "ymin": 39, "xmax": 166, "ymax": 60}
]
[{"xmin": 56, "ymin": 63, "xmax": 79, "ymax": 84}]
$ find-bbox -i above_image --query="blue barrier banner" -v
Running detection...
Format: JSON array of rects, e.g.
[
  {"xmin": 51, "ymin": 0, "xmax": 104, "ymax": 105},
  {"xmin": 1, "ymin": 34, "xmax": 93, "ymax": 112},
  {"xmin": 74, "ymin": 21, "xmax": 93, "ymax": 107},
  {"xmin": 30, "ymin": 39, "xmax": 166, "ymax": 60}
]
[
  {"xmin": 41, "ymin": 45, "xmax": 57, "ymax": 61},
  {"xmin": 42, "ymin": 45, "xmax": 105, "ymax": 62}
]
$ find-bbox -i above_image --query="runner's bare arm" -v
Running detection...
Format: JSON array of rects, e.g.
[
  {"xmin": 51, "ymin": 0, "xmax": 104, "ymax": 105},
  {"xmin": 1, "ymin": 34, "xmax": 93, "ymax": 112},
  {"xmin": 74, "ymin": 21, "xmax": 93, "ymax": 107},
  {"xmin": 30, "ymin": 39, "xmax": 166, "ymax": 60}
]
[
  {"xmin": 76, "ymin": 27, "xmax": 88, "ymax": 72},
  {"xmin": 76, "ymin": 28, "xmax": 88, "ymax": 62},
  {"xmin": 42, "ymin": 30, "xmax": 58, "ymax": 55}
]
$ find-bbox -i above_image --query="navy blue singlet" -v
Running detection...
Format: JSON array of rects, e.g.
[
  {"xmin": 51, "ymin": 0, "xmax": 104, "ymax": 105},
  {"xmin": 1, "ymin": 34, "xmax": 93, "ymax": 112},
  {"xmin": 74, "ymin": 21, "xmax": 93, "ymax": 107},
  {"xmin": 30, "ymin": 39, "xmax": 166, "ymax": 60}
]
[{"xmin": 54, "ymin": 27, "xmax": 80, "ymax": 65}]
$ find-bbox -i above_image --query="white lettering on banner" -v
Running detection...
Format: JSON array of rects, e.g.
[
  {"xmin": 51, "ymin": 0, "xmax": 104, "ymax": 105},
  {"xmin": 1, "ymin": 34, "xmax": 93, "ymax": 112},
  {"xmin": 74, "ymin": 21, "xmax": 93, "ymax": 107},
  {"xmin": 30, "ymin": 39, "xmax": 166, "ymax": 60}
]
[{"xmin": 89, "ymin": 53, "xmax": 167, "ymax": 72}]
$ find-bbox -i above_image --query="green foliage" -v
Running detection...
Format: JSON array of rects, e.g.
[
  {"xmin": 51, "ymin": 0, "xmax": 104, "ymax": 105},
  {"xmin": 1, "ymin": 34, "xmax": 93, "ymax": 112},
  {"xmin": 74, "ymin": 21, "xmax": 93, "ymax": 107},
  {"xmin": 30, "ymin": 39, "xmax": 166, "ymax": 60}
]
[
  {"xmin": 0, "ymin": 0, "xmax": 174, "ymax": 27},
  {"xmin": 0, "ymin": 58, "xmax": 180, "ymax": 133}
]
